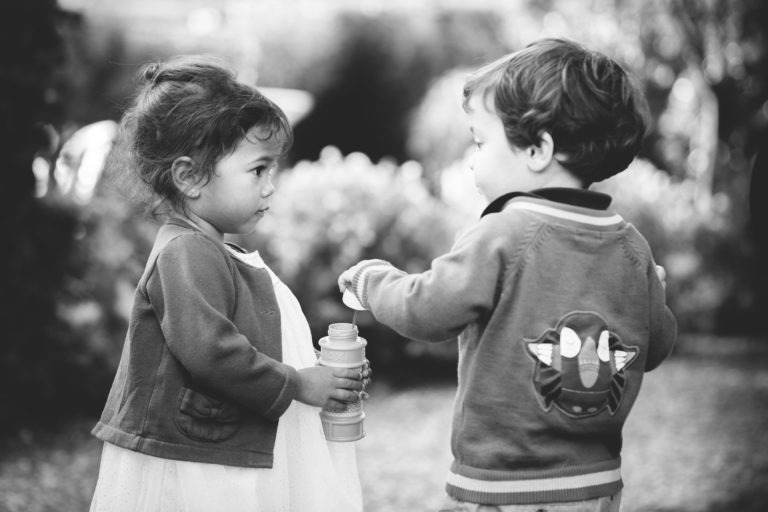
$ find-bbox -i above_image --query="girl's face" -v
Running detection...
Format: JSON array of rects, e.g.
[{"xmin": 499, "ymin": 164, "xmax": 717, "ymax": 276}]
[
  {"xmin": 465, "ymin": 93, "xmax": 538, "ymax": 202},
  {"xmin": 190, "ymin": 126, "xmax": 281, "ymax": 239}
]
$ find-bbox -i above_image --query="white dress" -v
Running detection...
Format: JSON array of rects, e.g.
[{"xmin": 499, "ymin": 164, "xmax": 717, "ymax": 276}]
[{"xmin": 90, "ymin": 249, "xmax": 363, "ymax": 512}]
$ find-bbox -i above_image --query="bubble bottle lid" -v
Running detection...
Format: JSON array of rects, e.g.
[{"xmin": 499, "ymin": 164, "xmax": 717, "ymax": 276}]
[{"xmin": 342, "ymin": 288, "xmax": 366, "ymax": 311}]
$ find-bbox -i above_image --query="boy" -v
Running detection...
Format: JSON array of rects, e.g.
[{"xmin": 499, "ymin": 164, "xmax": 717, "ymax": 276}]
[{"xmin": 338, "ymin": 38, "xmax": 676, "ymax": 511}]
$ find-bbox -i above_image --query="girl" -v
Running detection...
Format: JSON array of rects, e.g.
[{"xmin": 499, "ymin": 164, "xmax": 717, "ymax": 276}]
[{"xmin": 90, "ymin": 56, "xmax": 367, "ymax": 512}]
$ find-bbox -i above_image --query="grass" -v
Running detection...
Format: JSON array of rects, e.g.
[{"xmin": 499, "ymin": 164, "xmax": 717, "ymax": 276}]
[{"xmin": 2, "ymin": 340, "xmax": 768, "ymax": 511}]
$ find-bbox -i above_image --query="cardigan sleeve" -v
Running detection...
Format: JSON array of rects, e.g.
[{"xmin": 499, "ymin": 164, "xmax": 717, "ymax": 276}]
[
  {"xmin": 145, "ymin": 233, "xmax": 298, "ymax": 420},
  {"xmin": 350, "ymin": 215, "xmax": 525, "ymax": 342}
]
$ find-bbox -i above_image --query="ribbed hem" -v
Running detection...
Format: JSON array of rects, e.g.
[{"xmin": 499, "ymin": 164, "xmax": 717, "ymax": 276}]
[
  {"xmin": 446, "ymin": 459, "xmax": 622, "ymax": 505},
  {"xmin": 350, "ymin": 259, "xmax": 393, "ymax": 309}
]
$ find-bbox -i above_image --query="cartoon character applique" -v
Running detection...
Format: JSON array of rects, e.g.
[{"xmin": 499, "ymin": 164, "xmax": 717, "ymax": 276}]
[{"xmin": 524, "ymin": 311, "xmax": 638, "ymax": 418}]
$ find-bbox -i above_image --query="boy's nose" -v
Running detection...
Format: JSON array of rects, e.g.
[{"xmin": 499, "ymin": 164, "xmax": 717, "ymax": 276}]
[{"xmin": 263, "ymin": 178, "xmax": 275, "ymax": 197}]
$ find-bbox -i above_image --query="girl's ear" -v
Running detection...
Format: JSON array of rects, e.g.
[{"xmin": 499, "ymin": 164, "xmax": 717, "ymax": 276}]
[
  {"xmin": 170, "ymin": 157, "xmax": 201, "ymax": 198},
  {"xmin": 527, "ymin": 132, "xmax": 555, "ymax": 173}
]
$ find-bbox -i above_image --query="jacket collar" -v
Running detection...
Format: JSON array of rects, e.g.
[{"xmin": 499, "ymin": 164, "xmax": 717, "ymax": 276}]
[{"xmin": 481, "ymin": 188, "xmax": 612, "ymax": 218}]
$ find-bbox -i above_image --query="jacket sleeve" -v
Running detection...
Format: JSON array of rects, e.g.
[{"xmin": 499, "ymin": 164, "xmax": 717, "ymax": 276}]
[
  {"xmin": 350, "ymin": 217, "xmax": 517, "ymax": 342},
  {"xmin": 645, "ymin": 260, "xmax": 677, "ymax": 371},
  {"xmin": 145, "ymin": 233, "xmax": 298, "ymax": 420}
]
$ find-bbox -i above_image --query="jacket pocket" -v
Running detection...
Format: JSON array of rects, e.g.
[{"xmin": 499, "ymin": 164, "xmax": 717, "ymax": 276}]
[{"xmin": 174, "ymin": 387, "xmax": 241, "ymax": 442}]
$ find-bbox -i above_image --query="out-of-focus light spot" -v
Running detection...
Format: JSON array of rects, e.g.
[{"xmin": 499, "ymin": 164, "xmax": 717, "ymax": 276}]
[
  {"xmin": 725, "ymin": 42, "xmax": 742, "ymax": 66},
  {"xmin": 32, "ymin": 156, "xmax": 50, "ymax": 198},
  {"xmin": 542, "ymin": 12, "xmax": 568, "ymax": 36},
  {"xmin": 671, "ymin": 77, "xmax": 696, "ymax": 104},
  {"xmin": 760, "ymin": 100, "xmax": 768, "ymax": 120},
  {"xmin": 652, "ymin": 63, "xmax": 675, "ymax": 88},
  {"xmin": 686, "ymin": 148, "xmax": 709, "ymax": 176},
  {"xmin": 187, "ymin": 8, "xmax": 223, "ymax": 36},
  {"xmin": 657, "ymin": 33, "xmax": 682, "ymax": 59},
  {"xmin": 259, "ymin": 87, "xmax": 315, "ymax": 125},
  {"xmin": 55, "ymin": 120, "xmax": 118, "ymax": 205}
]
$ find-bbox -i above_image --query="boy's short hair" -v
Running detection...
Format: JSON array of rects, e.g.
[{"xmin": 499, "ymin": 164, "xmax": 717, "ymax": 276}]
[{"xmin": 463, "ymin": 38, "xmax": 649, "ymax": 184}]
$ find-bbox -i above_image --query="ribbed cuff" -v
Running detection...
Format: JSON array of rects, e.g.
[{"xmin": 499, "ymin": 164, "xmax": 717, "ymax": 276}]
[{"xmin": 350, "ymin": 259, "xmax": 393, "ymax": 309}]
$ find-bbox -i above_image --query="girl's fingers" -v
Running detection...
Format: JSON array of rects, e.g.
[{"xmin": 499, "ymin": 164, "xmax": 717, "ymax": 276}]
[
  {"xmin": 336, "ymin": 377, "xmax": 363, "ymax": 390},
  {"xmin": 324, "ymin": 399, "xmax": 347, "ymax": 412},
  {"xmin": 331, "ymin": 389, "xmax": 360, "ymax": 403}
]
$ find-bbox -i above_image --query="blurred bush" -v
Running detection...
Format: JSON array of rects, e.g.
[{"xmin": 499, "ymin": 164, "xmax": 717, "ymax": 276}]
[
  {"xmin": 595, "ymin": 161, "xmax": 751, "ymax": 334},
  {"xmin": 236, "ymin": 147, "xmax": 465, "ymax": 375}
]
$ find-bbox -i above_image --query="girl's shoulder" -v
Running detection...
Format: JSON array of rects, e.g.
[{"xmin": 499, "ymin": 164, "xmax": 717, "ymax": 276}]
[{"xmin": 140, "ymin": 221, "xmax": 233, "ymax": 284}]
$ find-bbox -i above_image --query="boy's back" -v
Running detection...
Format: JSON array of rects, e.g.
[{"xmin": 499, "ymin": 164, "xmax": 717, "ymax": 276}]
[{"xmin": 441, "ymin": 190, "xmax": 675, "ymax": 504}]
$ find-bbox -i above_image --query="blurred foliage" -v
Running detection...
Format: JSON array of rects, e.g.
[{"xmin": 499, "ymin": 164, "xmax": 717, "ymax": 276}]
[
  {"xmin": 234, "ymin": 148, "xmax": 464, "ymax": 373},
  {"xmin": 288, "ymin": 9, "xmax": 508, "ymax": 165},
  {"xmin": 0, "ymin": 1, "xmax": 112, "ymax": 434}
]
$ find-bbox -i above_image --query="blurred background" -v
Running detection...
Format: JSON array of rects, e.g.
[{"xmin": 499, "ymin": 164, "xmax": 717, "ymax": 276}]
[{"xmin": 1, "ymin": 0, "xmax": 767, "ymax": 510}]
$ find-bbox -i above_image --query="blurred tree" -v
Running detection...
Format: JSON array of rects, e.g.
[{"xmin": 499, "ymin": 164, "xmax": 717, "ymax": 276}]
[
  {"xmin": 0, "ymin": 1, "xmax": 113, "ymax": 433},
  {"xmin": 638, "ymin": 0, "xmax": 768, "ymax": 333},
  {"xmin": 290, "ymin": 9, "xmax": 508, "ymax": 169}
]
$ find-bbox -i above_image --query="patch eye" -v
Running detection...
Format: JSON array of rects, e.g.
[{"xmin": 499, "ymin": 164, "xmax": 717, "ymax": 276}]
[
  {"xmin": 597, "ymin": 330, "xmax": 610, "ymax": 362},
  {"xmin": 560, "ymin": 327, "xmax": 582, "ymax": 358}
]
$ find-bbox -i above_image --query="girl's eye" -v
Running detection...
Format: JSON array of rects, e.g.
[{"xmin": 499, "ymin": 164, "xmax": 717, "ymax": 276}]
[{"xmin": 474, "ymin": 141, "xmax": 483, "ymax": 149}]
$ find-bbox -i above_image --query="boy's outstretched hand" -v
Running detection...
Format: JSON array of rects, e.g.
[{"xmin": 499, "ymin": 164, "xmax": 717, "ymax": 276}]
[
  {"xmin": 295, "ymin": 366, "xmax": 364, "ymax": 412},
  {"xmin": 655, "ymin": 264, "xmax": 667, "ymax": 291},
  {"xmin": 337, "ymin": 264, "xmax": 359, "ymax": 294}
]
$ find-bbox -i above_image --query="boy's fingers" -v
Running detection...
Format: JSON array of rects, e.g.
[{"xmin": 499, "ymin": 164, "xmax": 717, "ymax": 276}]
[{"xmin": 337, "ymin": 269, "xmax": 354, "ymax": 292}]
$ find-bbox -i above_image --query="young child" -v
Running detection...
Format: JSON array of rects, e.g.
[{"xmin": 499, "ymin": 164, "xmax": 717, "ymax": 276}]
[
  {"xmin": 339, "ymin": 38, "xmax": 676, "ymax": 511},
  {"xmin": 90, "ymin": 56, "xmax": 367, "ymax": 512}
]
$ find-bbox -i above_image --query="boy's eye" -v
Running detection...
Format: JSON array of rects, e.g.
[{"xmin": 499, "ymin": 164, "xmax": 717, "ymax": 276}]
[
  {"xmin": 252, "ymin": 162, "xmax": 276, "ymax": 175},
  {"xmin": 474, "ymin": 141, "xmax": 484, "ymax": 149}
]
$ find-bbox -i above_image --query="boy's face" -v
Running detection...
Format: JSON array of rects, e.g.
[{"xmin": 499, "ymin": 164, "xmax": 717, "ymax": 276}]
[{"xmin": 465, "ymin": 93, "xmax": 540, "ymax": 202}]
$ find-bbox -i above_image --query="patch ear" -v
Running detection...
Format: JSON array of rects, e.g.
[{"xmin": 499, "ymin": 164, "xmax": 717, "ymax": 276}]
[
  {"xmin": 613, "ymin": 348, "xmax": 638, "ymax": 371},
  {"xmin": 527, "ymin": 342, "xmax": 553, "ymax": 366}
]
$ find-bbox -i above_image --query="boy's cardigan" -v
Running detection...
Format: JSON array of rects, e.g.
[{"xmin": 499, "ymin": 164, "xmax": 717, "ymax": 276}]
[
  {"xmin": 348, "ymin": 188, "xmax": 677, "ymax": 505},
  {"xmin": 92, "ymin": 219, "xmax": 299, "ymax": 468}
]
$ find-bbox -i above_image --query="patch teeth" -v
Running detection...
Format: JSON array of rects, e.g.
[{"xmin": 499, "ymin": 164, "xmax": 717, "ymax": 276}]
[
  {"xmin": 614, "ymin": 350, "xmax": 627, "ymax": 370},
  {"xmin": 537, "ymin": 344, "xmax": 553, "ymax": 366}
]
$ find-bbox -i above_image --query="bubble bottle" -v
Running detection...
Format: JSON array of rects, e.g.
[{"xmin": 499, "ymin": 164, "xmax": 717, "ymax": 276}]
[{"xmin": 318, "ymin": 321, "xmax": 367, "ymax": 441}]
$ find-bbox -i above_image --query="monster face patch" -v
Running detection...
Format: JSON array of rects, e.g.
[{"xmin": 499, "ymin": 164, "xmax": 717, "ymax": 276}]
[{"xmin": 525, "ymin": 311, "xmax": 638, "ymax": 418}]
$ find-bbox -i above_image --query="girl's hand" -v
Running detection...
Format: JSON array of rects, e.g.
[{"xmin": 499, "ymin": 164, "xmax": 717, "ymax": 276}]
[
  {"xmin": 655, "ymin": 264, "xmax": 667, "ymax": 291},
  {"xmin": 295, "ymin": 366, "xmax": 363, "ymax": 411},
  {"xmin": 359, "ymin": 358, "xmax": 372, "ymax": 401}
]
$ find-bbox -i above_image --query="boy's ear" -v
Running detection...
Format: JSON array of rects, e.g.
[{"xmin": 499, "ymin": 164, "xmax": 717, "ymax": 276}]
[
  {"xmin": 527, "ymin": 132, "xmax": 555, "ymax": 173},
  {"xmin": 170, "ymin": 156, "xmax": 201, "ymax": 198}
]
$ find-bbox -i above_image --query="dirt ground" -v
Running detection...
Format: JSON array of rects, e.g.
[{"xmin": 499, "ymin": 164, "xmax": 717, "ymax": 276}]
[{"xmin": 1, "ymin": 339, "xmax": 768, "ymax": 511}]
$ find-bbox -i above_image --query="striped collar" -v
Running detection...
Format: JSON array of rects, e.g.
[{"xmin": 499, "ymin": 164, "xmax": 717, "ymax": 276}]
[
  {"xmin": 481, "ymin": 188, "xmax": 612, "ymax": 218},
  {"xmin": 481, "ymin": 188, "xmax": 623, "ymax": 228}
]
